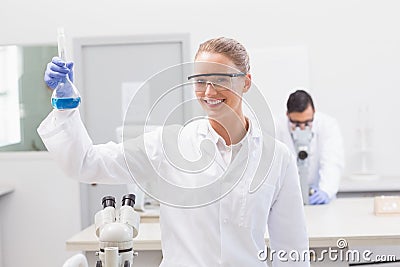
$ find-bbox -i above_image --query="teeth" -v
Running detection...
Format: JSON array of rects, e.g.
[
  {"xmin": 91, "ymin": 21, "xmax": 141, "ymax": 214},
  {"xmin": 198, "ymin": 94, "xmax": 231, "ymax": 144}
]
[{"xmin": 205, "ymin": 99, "xmax": 223, "ymax": 105}]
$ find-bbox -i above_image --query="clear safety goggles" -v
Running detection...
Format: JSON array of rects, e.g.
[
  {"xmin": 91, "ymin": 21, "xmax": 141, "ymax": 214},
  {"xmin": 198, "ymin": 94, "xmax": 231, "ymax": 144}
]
[
  {"xmin": 289, "ymin": 118, "xmax": 314, "ymax": 130},
  {"xmin": 187, "ymin": 72, "xmax": 246, "ymax": 92}
]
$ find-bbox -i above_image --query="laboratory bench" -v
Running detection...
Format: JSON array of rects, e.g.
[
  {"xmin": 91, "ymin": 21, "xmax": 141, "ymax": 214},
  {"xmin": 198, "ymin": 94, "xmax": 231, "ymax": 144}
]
[{"xmin": 66, "ymin": 197, "xmax": 400, "ymax": 266}]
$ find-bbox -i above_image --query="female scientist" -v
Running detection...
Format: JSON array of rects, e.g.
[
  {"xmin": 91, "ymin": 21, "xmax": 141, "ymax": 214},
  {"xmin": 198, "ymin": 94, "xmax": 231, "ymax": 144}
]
[{"xmin": 38, "ymin": 37, "xmax": 309, "ymax": 266}]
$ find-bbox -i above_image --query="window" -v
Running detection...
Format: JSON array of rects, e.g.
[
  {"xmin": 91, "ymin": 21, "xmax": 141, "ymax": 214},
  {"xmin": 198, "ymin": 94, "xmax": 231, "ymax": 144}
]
[{"xmin": 0, "ymin": 46, "xmax": 21, "ymax": 147}]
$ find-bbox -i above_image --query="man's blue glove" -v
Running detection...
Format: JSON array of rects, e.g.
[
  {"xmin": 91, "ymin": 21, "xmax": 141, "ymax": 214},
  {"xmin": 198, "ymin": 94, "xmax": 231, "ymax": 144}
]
[
  {"xmin": 44, "ymin": 56, "xmax": 74, "ymax": 89},
  {"xmin": 309, "ymin": 186, "xmax": 330, "ymax": 205}
]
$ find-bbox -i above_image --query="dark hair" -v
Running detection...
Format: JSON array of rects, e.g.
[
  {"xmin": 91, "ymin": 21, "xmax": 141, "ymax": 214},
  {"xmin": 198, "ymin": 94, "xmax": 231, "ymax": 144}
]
[
  {"xmin": 287, "ymin": 90, "xmax": 315, "ymax": 113},
  {"xmin": 195, "ymin": 37, "xmax": 250, "ymax": 74}
]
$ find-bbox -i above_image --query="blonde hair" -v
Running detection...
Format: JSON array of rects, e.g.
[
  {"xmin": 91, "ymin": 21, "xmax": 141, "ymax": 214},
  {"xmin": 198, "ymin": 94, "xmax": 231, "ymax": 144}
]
[{"xmin": 195, "ymin": 37, "xmax": 250, "ymax": 74}]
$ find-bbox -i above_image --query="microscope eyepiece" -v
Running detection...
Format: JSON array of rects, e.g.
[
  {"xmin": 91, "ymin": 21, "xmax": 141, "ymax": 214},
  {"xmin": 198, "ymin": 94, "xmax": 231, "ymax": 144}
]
[
  {"xmin": 102, "ymin": 196, "xmax": 116, "ymax": 209},
  {"xmin": 122, "ymin": 194, "xmax": 136, "ymax": 208},
  {"xmin": 298, "ymin": 150, "xmax": 308, "ymax": 160}
]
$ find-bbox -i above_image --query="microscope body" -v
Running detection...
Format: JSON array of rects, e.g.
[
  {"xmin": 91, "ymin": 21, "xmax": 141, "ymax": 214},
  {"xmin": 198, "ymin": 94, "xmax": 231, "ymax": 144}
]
[
  {"xmin": 291, "ymin": 127, "xmax": 313, "ymax": 205},
  {"xmin": 95, "ymin": 195, "xmax": 140, "ymax": 267}
]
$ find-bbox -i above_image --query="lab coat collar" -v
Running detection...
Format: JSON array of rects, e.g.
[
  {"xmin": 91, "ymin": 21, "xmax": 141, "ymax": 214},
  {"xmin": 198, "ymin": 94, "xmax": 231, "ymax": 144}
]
[
  {"xmin": 197, "ymin": 116, "xmax": 261, "ymax": 144},
  {"xmin": 310, "ymin": 111, "xmax": 320, "ymax": 134},
  {"xmin": 249, "ymin": 118, "xmax": 262, "ymax": 138}
]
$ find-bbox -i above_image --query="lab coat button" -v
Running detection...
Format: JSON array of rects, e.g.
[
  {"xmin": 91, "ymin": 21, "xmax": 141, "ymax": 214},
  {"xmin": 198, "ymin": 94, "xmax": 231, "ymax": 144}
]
[{"xmin": 223, "ymin": 218, "xmax": 228, "ymax": 224}]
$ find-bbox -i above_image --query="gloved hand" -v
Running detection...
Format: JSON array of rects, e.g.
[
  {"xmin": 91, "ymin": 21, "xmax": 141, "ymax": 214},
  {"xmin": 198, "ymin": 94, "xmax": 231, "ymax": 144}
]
[
  {"xmin": 44, "ymin": 56, "xmax": 74, "ymax": 89},
  {"xmin": 309, "ymin": 186, "xmax": 330, "ymax": 205}
]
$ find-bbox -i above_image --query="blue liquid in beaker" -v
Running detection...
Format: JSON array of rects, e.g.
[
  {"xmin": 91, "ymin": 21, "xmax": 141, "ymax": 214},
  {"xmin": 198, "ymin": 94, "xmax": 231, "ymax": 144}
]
[{"xmin": 51, "ymin": 97, "xmax": 81, "ymax": 110}]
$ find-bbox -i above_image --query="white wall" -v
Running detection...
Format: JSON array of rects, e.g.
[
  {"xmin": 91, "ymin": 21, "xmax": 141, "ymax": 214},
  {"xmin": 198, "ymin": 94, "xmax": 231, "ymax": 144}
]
[
  {"xmin": 0, "ymin": 152, "xmax": 81, "ymax": 267},
  {"xmin": 0, "ymin": 0, "xmax": 399, "ymax": 176}
]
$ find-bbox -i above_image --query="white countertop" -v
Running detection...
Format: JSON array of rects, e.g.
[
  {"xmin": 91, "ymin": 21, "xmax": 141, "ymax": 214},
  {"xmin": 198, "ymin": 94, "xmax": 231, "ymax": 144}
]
[
  {"xmin": 339, "ymin": 176, "xmax": 400, "ymax": 192},
  {"xmin": 66, "ymin": 197, "xmax": 400, "ymax": 251},
  {"xmin": 303, "ymin": 197, "xmax": 400, "ymax": 247}
]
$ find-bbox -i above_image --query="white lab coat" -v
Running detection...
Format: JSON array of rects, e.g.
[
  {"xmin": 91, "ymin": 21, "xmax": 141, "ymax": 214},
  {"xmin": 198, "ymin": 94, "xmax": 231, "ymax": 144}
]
[
  {"xmin": 38, "ymin": 110, "xmax": 309, "ymax": 267},
  {"xmin": 275, "ymin": 112, "xmax": 344, "ymax": 198}
]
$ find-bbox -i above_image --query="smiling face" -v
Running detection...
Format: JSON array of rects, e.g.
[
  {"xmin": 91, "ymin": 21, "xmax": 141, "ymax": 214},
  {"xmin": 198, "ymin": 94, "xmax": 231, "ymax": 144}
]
[{"xmin": 193, "ymin": 52, "xmax": 251, "ymax": 120}]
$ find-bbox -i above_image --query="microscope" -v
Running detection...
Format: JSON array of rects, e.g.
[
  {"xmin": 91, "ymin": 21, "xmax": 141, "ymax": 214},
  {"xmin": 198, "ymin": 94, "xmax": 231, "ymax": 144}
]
[
  {"xmin": 291, "ymin": 126, "xmax": 313, "ymax": 205},
  {"xmin": 94, "ymin": 194, "xmax": 140, "ymax": 267}
]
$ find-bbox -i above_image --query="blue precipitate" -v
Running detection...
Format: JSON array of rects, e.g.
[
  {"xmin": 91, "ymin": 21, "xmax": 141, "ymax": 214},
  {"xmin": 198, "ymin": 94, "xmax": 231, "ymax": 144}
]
[{"xmin": 51, "ymin": 97, "xmax": 81, "ymax": 110}]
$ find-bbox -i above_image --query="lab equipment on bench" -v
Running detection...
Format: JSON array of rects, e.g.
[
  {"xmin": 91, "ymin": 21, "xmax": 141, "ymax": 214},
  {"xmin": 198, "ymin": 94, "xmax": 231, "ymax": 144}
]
[
  {"xmin": 95, "ymin": 194, "xmax": 140, "ymax": 267},
  {"xmin": 291, "ymin": 126, "xmax": 313, "ymax": 205},
  {"xmin": 51, "ymin": 28, "xmax": 81, "ymax": 110}
]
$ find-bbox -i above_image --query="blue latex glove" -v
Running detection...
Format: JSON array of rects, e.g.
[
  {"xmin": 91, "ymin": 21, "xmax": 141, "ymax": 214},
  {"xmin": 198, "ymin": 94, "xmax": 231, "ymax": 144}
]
[
  {"xmin": 309, "ymin": 186, "xmax": 330, "ymax": 205},
  {"xmin": 44, "ymin": 56, "xmax": 74, "ymax": 89}
]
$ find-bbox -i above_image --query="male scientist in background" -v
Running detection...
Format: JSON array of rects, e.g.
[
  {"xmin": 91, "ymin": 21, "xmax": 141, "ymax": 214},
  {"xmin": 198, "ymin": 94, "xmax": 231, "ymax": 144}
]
[{"xmin": 275, "ymin": 90, "xmax": 344, "ymax": 205}]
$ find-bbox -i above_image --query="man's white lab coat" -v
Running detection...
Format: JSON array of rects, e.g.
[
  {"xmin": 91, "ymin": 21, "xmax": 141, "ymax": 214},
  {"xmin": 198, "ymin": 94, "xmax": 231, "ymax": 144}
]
[{"xmin": 275, "ymin": 112, "xmax": 344, "ymax": 198}]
